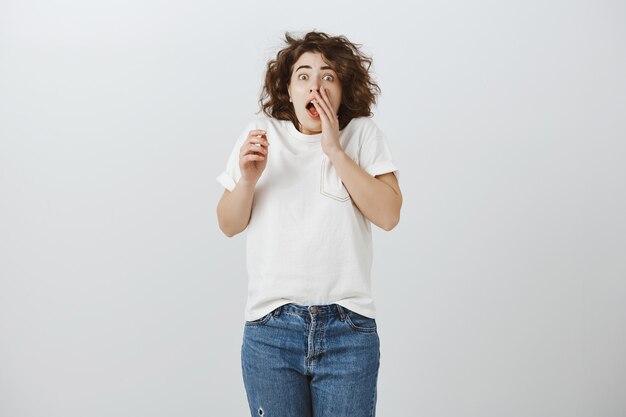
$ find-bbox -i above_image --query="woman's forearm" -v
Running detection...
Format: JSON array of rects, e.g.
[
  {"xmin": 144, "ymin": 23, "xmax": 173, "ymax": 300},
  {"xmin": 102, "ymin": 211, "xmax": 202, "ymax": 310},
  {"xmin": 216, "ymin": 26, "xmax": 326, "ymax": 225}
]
[
  {"xmin": 328, "ymin": 149, "xmax": 401, "ymax": 231},
  {"xmin": 216, "ymin": 179, "xmax": 257, "ymax": 237}
]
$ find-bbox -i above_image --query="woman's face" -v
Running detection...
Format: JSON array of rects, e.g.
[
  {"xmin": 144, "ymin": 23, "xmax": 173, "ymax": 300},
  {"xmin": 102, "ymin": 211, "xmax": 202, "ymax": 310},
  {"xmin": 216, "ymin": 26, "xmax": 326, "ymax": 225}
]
[{"xmin": 288, "ymin": 52, "xmax": 342, "ymax": 134}]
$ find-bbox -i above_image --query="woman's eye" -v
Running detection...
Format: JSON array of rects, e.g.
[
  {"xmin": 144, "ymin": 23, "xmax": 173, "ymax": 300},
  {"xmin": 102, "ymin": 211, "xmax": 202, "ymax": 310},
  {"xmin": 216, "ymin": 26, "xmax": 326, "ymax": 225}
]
[{"xmin": 297, "ymin": 74, "xmax": 333, "ymax": 81}]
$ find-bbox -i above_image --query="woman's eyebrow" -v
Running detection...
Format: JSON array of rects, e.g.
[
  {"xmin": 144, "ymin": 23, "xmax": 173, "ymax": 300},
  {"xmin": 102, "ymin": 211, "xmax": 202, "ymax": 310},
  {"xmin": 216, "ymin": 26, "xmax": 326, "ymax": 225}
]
[{"xmin": 295, "ymin": 65, "xmax": 334, "ymax": 72}]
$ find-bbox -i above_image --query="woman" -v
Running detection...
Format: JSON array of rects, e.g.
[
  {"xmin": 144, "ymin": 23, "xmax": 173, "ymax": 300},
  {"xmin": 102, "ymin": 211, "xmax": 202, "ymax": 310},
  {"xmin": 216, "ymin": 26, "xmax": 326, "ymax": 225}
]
[{"xmin": 216, "ymin": 30, "xmax": 402, "ymax": 417}]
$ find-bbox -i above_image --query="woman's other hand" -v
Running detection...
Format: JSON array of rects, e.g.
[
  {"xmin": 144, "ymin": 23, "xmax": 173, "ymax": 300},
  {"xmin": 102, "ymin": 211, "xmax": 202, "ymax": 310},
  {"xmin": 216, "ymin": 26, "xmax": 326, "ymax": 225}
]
[{"xmin": 239, "ymin": 129, "xmax": 270, "ymax": 185}]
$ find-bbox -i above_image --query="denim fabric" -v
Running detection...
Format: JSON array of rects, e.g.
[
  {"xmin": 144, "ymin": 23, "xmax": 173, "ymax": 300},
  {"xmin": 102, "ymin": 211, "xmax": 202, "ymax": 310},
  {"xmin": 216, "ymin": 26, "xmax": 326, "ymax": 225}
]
[{"xmin": 241, "ymin": 303, "xmax": 380, "ymax": 417}]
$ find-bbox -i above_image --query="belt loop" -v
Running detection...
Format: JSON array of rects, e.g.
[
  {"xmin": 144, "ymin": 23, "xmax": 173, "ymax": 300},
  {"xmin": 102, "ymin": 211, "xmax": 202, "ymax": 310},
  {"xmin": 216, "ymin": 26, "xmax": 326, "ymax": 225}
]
[
  {"xmin": 273, "ymin": 305, "xmax": 283, "ymax": 317},
  {"xmin": 336, "ymin": 304, "xmax": 346, "ymax": 321}
]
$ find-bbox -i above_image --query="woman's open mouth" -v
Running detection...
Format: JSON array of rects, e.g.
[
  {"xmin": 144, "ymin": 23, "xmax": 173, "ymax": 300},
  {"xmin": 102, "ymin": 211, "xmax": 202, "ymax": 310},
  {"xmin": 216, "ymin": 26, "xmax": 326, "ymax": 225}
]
[{"xmin": 306, "ymin": 101, "xmax": 320, "ymax": 119}]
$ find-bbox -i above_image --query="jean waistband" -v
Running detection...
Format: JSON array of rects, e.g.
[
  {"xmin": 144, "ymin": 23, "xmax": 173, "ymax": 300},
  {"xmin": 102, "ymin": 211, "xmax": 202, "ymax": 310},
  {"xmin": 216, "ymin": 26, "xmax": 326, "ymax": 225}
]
[{"xmin": 276, "ymin": 303, "xmax": 347, "ymax": 320}]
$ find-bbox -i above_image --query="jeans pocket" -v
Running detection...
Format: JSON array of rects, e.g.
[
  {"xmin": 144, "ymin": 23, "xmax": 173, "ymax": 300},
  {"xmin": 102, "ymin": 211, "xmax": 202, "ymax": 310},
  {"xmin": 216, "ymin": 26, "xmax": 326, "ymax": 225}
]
[
  {"xmin": 244, "ymin": 311, "xmax": 273, "ymax": 326},
  {"xmin": 343, "ymin": 307, "xmax": 377, "ymax": 333},
  {"xmin": 320, "ymin": 156, "xmax": 351, "ymax": 202}
]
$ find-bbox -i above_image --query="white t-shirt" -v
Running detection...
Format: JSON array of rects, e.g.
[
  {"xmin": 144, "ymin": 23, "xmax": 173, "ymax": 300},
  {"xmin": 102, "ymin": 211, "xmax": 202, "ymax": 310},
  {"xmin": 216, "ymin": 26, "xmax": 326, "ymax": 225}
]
[{"xmin": 216, "ymin": 115, "xmax": 399, "ymax": 321}]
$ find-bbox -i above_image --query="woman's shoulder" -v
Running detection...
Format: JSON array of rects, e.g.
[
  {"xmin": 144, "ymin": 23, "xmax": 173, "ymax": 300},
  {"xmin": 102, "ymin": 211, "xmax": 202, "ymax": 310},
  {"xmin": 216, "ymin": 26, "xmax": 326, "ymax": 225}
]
[
  {"xmin": 243, "ymin": 114, "xmax": 289, "ymax": 132},
  {"xmin": 344, "ymin": 116, "xmax": 384, "ymax": 137}
]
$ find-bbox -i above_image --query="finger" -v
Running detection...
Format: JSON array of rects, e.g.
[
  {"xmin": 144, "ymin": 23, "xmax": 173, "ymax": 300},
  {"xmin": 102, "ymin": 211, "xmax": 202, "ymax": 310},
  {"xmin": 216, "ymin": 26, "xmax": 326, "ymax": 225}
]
[
  {"xmin": 312, "ymin": 96, "xmax": 330, "ymax": 124},
  {"xmin": 248, "ymin": 129, "xmax": 267, "ymax": 137},
  {"xmin": 245, "ymin": 137, "xmax": 270, "ymax": 155},
  {"xmin": 250, "ymin": 143, "xmax": 268, "ymax": 154},
  {"xmin": 239, "ymin": 148, "xmax": 267, "ymax": 158},
  {"xmin": 242, "ymin": 154, "xmax": 265, "ymax": 163},
  {"xmin": 247, "ymin": 136, "xmax": 269, "ymax": 147},
  {"xmin": 247, "ymin": 131, "xmax": 267, "ymax": 143},
  {"xmin": 319, "ymin": 88, "xmax": 332, "ymax": 108},
  {"xmin": 320, "ymin": 88, "xmax": 338, "ymax": 119},
  {"xmin": 313, "ymin": 90, "xmax": 333, "ymax": 120},
  {"xmin": 246, "ymin": 144, "xmax": 268, "ymax": 155},
  {"xmin": 317, "ymin": 88, "xmax": 334, "ymax": 114},
  {"xmin": 241, "ymin": 143, "xmax": 268, "ymax": 157}
]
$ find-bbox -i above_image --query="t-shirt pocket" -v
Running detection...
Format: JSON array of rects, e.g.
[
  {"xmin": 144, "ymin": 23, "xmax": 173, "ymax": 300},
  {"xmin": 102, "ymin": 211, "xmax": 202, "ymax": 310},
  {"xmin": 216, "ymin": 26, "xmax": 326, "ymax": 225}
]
[{"xmin": 320, "ymin": 154, "xmax": 355, "ymax": 202}]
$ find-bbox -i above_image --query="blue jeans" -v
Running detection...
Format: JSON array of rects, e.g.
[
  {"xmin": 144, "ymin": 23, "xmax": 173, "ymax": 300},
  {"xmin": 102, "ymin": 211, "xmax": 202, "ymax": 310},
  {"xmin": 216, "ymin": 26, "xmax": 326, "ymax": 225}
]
[{"xmin": 241, "ymin": 303, "xmax": 380, "ymax": 417}]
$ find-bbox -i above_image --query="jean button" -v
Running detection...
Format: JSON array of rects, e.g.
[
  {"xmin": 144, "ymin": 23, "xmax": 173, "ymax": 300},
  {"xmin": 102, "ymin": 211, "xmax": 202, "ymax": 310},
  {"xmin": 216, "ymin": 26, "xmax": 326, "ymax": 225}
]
[{"xmin": 310, "ymin": 306, "xmax": 318, "ymax": 314}]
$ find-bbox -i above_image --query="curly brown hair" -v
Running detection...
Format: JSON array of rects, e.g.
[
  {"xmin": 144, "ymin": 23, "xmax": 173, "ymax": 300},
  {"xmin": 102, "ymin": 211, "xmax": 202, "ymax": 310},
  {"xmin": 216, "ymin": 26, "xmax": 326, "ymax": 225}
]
[{"xmin": 257, "ymin": 31, "xmax": 381, "ymax": 131}]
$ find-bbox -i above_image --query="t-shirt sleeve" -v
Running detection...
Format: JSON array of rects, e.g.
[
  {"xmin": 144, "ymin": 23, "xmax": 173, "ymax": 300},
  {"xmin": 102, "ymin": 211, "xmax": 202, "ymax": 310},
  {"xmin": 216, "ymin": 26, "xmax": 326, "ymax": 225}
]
[
  {"xmin": 216, "ymin": 121, "xmax": 255, "ymax": 192},
  {"xmin": 359, "ymin": 129, "xmax": 400, "ymax": 183}
]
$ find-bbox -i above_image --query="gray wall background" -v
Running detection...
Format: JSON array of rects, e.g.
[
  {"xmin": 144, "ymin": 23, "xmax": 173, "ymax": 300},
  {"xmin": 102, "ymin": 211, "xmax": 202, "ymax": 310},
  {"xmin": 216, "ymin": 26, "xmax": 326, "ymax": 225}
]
[{"xmin": 1, "ymin": 0, "xmax": 625, "ymax": 416}]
